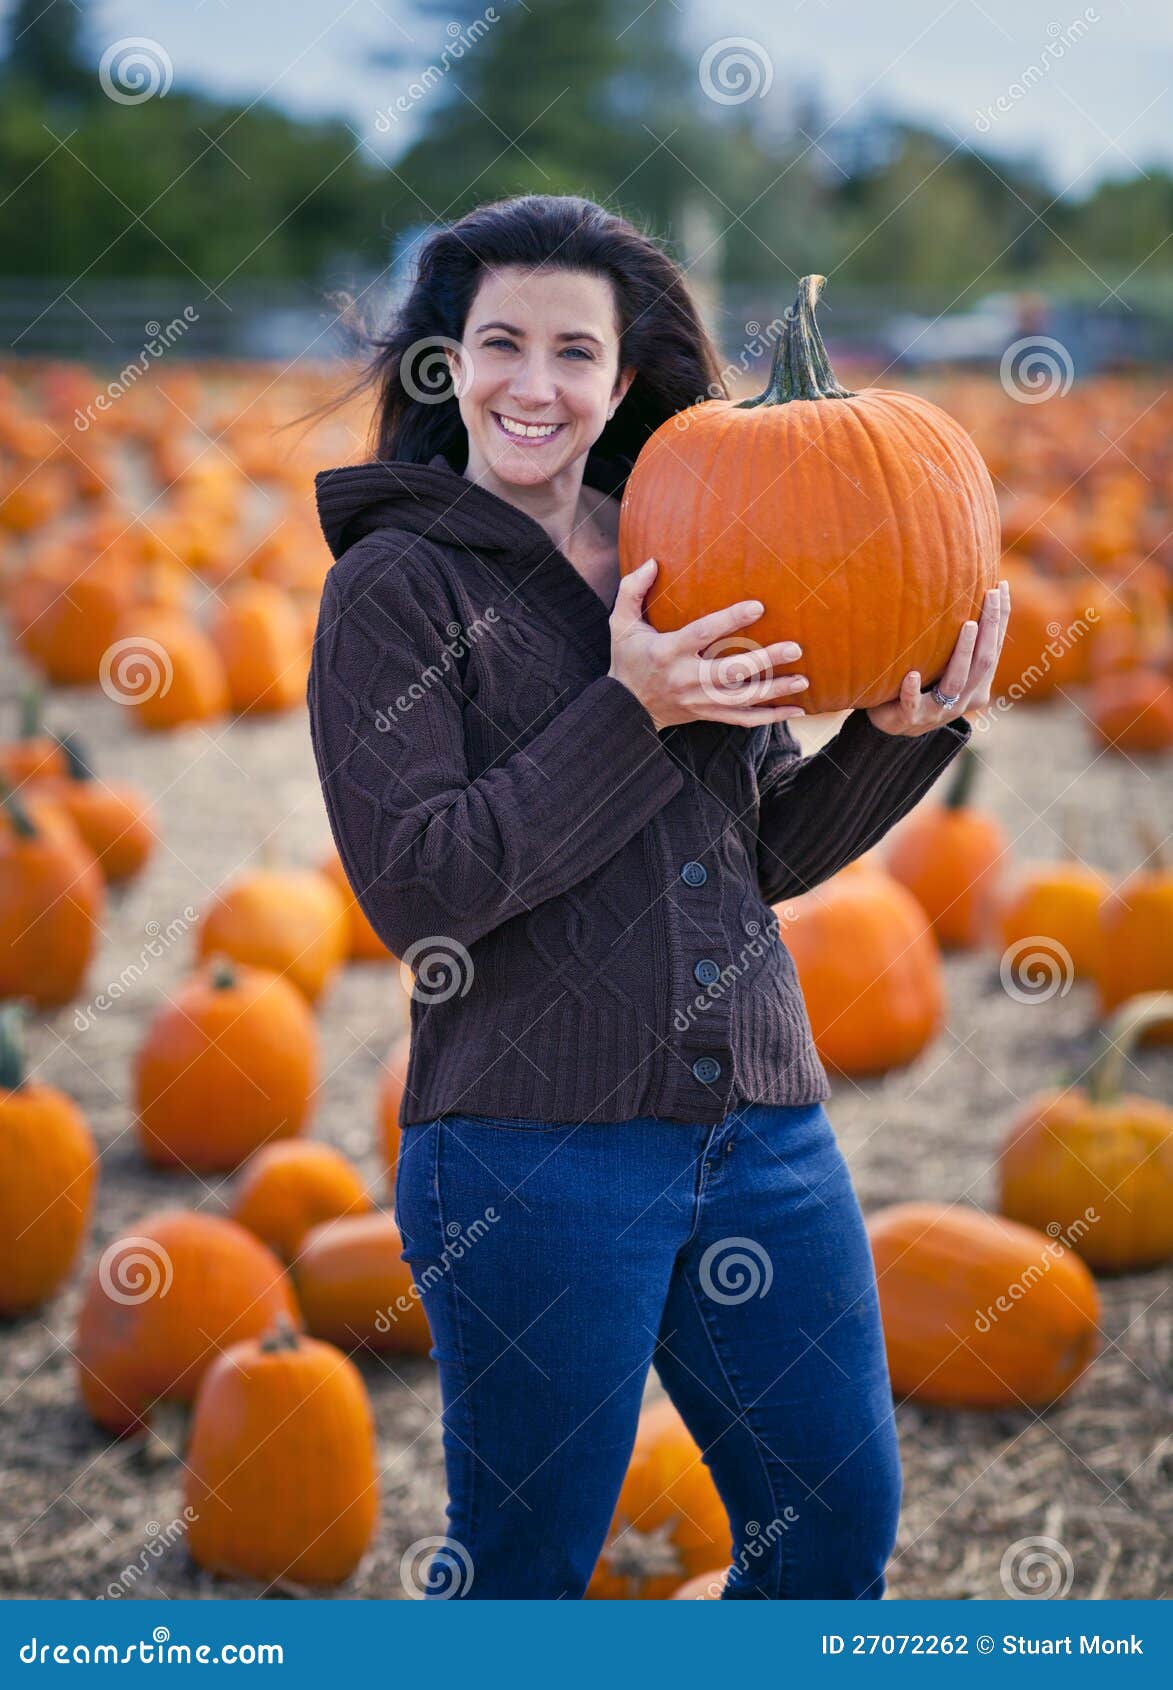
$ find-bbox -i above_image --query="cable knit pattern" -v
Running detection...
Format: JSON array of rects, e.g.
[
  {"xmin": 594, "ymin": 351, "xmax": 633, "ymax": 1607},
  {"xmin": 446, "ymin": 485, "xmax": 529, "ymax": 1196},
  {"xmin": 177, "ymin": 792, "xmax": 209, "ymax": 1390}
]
[{"xmin": 308, "ymin": 451, "xmax": 972, "ymax": 1127}]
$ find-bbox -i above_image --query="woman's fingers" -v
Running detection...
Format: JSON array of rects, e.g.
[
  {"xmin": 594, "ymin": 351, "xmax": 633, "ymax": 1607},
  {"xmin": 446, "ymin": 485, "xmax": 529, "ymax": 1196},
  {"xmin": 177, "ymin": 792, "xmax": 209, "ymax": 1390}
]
[{"xmin": 675, "ymin": 598, "xmax": 777, "ymax": 655}]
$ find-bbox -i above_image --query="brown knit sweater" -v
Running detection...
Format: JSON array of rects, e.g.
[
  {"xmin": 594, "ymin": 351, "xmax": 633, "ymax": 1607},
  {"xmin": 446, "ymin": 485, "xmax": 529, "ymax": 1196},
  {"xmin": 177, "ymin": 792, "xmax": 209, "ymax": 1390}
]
[{"xmin": 308, "ymin": 448, "xmax": 972, "ymax": 1127}]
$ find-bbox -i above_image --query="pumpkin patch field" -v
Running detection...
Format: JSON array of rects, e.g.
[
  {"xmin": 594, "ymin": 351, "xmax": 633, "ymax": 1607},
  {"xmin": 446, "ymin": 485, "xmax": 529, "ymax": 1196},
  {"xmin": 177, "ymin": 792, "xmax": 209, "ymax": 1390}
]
[{"xmin": 0, "ymin": 356, "xmax": 1170, "ymax": 1601}]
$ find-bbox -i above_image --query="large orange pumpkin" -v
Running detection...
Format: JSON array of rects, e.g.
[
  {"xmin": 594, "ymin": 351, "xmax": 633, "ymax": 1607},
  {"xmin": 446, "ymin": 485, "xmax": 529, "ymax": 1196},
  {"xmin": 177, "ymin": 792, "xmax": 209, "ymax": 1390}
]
[
  {"xmin": 75, "ymin": 1210, "xmax": 300, "ymax": 1435},
  {"xmin": 886, "ymin": 746, "xmax": 1008, "ymax": 948},
  {"xmin": 106, "ymin": 605, "xmax": 229, "ymax": 731},
  {"xmin": 617, "ymin": 276, "xmax": 1000, "ymax": 715},
  {"xmin": 775, "ymin": 857, "xmax": 944, "ymax": 1075},
  {"xmin": 293, "ymin": 1213, "xmax": 432, "ymax": 1355},
  {"xmin": 0, "ymin": 1004, "xmax": 97, "ymax": 1315},
  {"xmin": 867, "ymin": 1202, "xmax": 1101, "ymax": 1408},
  {"xmin": 134, "ymin": 958, "xmax": 318, "ymax": 1172},
  {"xmin": 196, "ymin": 866, "xmax": 349, "ymax": 1003},
  {"xmin": 185, "ymin": 1318, "xmax": 379, "ymax": 1586},
  {"xmin": 998, "ymin": 992, "xmax": 1173, "ymax": 1273},
  {"xmin": 230, "ymin": 1141, "xmax": 371, "ymax": 1262},
  {"xmin": 0, "ymin": 784, "xmax": 105, "ymax": 1008},
  {"xmin": 587, "ymin": 1399, "xmax": 731, "ymax": 1599}
]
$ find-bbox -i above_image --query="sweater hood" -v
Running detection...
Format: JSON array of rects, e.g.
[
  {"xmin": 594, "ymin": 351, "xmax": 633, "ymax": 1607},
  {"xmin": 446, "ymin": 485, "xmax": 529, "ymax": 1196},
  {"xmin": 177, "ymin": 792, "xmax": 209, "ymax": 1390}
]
[{"xmin": 315, "ymin": 449, "xmax": 633, "ymax": 563}]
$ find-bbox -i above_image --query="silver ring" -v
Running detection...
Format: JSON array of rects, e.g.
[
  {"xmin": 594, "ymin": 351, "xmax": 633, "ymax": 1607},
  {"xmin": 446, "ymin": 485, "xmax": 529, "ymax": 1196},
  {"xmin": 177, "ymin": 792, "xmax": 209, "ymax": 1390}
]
[{"xmin": 930, "ymin": 684, "xmax": 961, "ymax": 710}]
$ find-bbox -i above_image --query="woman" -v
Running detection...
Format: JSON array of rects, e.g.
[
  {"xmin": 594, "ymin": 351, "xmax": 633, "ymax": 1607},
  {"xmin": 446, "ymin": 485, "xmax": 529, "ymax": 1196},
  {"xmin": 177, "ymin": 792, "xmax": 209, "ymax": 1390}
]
[{"xmin": 308, "ymin": 194, "xmax": 1009, "ymax": 1601}]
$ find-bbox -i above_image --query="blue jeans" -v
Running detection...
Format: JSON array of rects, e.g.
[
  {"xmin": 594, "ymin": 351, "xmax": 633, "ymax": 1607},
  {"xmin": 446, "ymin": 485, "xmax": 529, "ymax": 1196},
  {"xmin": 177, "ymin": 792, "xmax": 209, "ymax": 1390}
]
[{"xmin": 393, "ymin": 1099, "xmax": 901, "ymax": 1600}]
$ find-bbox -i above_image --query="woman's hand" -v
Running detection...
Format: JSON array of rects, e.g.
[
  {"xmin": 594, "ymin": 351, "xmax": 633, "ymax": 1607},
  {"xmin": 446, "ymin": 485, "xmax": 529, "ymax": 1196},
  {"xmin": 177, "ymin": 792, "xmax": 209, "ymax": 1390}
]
[
  {"xmin": 865, "ymin": 580, "xmax": 1011, "ymax": 737},
  {"xmin": 608, "ymin": 558, "xmax": 809, "ymax": 732}
]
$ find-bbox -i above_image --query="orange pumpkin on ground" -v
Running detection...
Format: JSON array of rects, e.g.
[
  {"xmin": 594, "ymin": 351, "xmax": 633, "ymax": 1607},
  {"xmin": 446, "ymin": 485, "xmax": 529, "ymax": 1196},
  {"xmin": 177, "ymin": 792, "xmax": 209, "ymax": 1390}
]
[
  {"xmin": 107, "ymin": 605, "xmax": 229, "ymax": 731},
  {"xmin": 21, "ymin": 555, "xmax": 137, "ymax": 688},
  {"xmin": 185, "ymin": 1318, "xmax": 379, "ymax": 1586},
  {"xmin": 293, "ymin": 1213, "xmax": 432, "ymax": 1355},
  {"xmin": 196, "ymin": 866, "xmax": 349, "ymax": 1004},
  {"xmin": 377, "ymin": 1031, "xmax": 413, "ymax": 1180},
  {"xmin": 211, "ymin": 580, "xmax": 307, "ymax": 714},
  {"xmin": 587, "ymin": 1399, "xmax": 731, "ymax": 1599},
  {"xmin": 75, "ymin": 1210, "xmax": 300, "ymax": 1435},
  {"xmin": 867, "ymin": 1203, "xmax": 1101, "ymax": 1408},
  {"xmin": 0, "ymin": 1004, "xmax": 97, "ymax": 1315},
  {"xmin": 1087, "ymin": 670, "xmax": 1173, "ymax": 754},
  {"xmin": 617, "ymin": 276, "xmax": 1000, "ymax": 716},
  {"xmin": 998, "ymin": 992, "xmax": 1173, "ymax": 1273},
  {"xmin": 230, "ymin": 1142, "xmax": 371, "ymax": 1262},
  {"xmin": 318, "ymin": 848, "xmax": 395, "ymax": 964},
  {"xmin": 991, "ymin": 561, "xmax": 1081, "ymax": 703},
  {"xmin": 0, "ymin": 783, "xmax": 104, "ymax": 1008},
  {"xmin": 0, "ymin": 689, "xmax": 67, "ymax": 787},
  {"xmin": 1095, "ymin": 843, "xmax": 1173, "ymax": 1039},
  {"xmin": 775, "ymin": 857, "xmax": 944, "ymax": 1075},
  {"xmin": 135, "ymin": 958, "xmax": 318, "ymax": 1172},
  {"xmin": 33, "ymin": 734, "xmax": 157, "ymax": 884},
  {"xmin": 996, "ymin": 858, "xmax": 1110, "ymax": 983},
  {"xmin": 886, "ymin": 747, "xmax": 1008, "ymax": 948}
]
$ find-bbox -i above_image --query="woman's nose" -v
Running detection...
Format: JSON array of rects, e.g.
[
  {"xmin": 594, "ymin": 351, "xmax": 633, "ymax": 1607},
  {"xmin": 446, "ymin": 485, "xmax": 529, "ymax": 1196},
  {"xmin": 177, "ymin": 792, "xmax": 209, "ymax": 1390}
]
[{"xmin": 508, "ymin": 358, "xmax": 560, "ymax": 409}]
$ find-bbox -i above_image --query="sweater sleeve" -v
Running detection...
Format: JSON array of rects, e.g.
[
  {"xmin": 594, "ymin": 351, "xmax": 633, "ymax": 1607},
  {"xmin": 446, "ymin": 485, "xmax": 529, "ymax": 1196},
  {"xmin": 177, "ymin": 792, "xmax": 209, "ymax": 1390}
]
[
  {"xmin": 755, "ymin": 707, "xmax": 972, "ymax": 906},
  {"xmin": 307, "ymin": 548, "xmax": 685, "ymax": 955}
]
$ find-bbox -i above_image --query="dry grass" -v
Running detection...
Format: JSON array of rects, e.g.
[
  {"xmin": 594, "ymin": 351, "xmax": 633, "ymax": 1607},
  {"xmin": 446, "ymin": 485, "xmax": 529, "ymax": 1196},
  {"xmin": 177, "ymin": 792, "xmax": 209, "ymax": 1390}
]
[{"xmin": 0, "ymin": 656, "xmax": 1169, "ymax": 1601}]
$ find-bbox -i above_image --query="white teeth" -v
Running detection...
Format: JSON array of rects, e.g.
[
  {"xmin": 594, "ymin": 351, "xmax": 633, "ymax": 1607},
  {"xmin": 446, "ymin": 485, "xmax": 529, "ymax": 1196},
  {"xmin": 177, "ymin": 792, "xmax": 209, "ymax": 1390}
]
[{"xmin": 496, "ymin": 413, "xmax": 562, "ymax": 439}]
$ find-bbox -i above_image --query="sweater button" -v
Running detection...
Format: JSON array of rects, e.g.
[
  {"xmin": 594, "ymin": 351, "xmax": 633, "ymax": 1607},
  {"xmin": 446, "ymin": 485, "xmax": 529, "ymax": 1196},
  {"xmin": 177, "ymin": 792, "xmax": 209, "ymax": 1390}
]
[
  {"xmin": 680, "ymin": 861, "xmax": 707, "ymax": 887},
  {"xmin": 694, "ymin": 959, "xmax": 720, "ymax": 986},
  {"xmin": 692, "ymin": 1056, "xmax": 722, "ymax": 1084}
]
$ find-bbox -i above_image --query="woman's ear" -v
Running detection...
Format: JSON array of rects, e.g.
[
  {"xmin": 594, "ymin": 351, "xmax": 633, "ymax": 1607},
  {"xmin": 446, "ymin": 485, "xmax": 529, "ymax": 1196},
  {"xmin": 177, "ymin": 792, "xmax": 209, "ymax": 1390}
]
[{"xmin": 609, "ymin": 364, "xmax": 637, "ymax": 415}]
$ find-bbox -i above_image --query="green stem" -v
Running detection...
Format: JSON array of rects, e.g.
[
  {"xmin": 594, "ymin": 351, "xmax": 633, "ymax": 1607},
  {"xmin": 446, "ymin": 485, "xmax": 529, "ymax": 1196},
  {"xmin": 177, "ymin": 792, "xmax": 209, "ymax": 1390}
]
[
  {"xmin": 17, "ymin": 685, "xmax": 44, "ymax": 743},
  {"xmin": 736, "ymin": 275, "xmax": 855, "ymax": 408},
  {"xmin": 207, "ymin": 953, "xmax": 237, "ymax": 991},
  {"xmin": 260, "ymin": 1314, "xmax": 300, "ymax": 1353},
  {"xmin": 54, "ymin": 732, "xmax": 94, "ymax": 783},
  {"xmin": 943, "ymin": 744, "xmax": 979, "ymax": 811},
  {"xmin": 0, "ymin": 779, "xmax": 38, "ymax": 839},
  {"xmin": 0, "ymin": 1003, "xmax": 26, "ymax": 1091},
  {"xmin": 1085, "ymin": 991, "xmax": 1173, "ymax": 1104}
]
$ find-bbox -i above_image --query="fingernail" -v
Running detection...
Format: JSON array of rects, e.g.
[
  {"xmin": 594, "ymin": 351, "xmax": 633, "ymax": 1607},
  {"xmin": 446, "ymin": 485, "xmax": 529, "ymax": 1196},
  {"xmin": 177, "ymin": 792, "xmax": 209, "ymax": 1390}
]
[
  {"xmin": 782, "ymin": 643, "xmax": 803, "ymax": 658},
  {"xmin": 745, "ymin": 601, "xmax": 764, "ymax": 616}
]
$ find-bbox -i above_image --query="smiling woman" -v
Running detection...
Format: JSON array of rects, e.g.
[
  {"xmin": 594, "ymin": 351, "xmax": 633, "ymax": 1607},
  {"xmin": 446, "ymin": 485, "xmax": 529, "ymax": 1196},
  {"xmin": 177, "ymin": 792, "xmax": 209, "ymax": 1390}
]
[{"xmin": 308, "ymin": 193, "xmax": 994, "ymax": 1602}]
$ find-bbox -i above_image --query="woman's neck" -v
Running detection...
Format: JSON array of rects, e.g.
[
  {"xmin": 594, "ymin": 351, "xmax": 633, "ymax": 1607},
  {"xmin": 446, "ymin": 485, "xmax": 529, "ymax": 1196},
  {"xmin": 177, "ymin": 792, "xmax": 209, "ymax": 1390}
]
[{"xmin": 463, "ymin": 453, "xmax": 589, "ymax": 560}]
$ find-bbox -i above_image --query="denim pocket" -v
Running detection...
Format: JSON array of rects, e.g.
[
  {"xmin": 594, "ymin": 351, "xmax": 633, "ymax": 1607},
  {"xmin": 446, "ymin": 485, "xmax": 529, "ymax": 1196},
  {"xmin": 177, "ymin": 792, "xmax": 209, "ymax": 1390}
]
[{"xmin": 450, "ymin": 1111, "xmax": 572, "ymax": 1134}]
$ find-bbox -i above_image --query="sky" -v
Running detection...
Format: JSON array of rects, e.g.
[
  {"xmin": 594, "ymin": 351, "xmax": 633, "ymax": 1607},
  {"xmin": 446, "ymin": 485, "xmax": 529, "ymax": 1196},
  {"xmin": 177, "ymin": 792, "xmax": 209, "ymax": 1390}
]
[{"xmin": 14, "ymin": 0, "xmax": 1173, "ymax": 196}]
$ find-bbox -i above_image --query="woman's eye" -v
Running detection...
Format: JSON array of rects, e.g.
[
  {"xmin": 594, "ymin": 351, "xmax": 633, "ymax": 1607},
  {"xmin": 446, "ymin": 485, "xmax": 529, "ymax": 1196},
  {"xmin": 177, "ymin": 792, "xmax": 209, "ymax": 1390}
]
[
  {"xmin": 561, "ymin": 346, "xmax": 593, "ymax": 360},
  {"xmin": 484, "ymin": 338, "xmax": 516, "ymax": 351}
]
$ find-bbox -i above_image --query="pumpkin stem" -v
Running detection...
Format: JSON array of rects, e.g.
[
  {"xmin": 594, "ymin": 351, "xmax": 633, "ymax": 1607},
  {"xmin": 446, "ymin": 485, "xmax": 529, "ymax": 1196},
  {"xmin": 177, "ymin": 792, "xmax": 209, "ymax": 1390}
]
[
  {"xmin": 0, "ymin": 778, "xmax": 38, "ymax": 839},
  {"xmin": 17, "ymin": 684, "xmax": 44, "ymax": 743},
  {"xmin": 1085, "ymin": 991, "xmax": 1173, "ymax": 1104},
  {"xmin": 207, "ymin": 952, "xmax": 237, "ymax": 991},
  {"xmin": 260, "ymin": 1313, "xmax": 300, "ymax": 1353},
  {"xmin": 53, "ymin": 732, "xmax": 94, "ymax": 783},
  {"xmin": 0, "ymin": 1002, "xmax": 27, "ymax": 1091},
  {"xmin": 943, "ymin": 743, "xmax": 979, "ymax": 811},
  {"xmin": 735, "ymin": 275, "xmax": 855, "ymax": 408}
]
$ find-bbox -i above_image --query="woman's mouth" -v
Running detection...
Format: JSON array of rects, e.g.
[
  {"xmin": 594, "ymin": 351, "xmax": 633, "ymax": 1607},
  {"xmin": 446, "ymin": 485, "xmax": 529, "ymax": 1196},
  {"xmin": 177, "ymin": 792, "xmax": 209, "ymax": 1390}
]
[{"xmin": 492, "ymin": 411, "xmax": 568, "ymax": 446}]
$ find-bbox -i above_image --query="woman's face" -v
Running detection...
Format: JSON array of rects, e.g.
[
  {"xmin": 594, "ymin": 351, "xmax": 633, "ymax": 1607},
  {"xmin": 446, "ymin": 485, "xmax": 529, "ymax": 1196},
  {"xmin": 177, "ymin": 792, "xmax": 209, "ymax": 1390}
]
[{"xmin": 452, "ymin": 266, "xmax": 635, "ymax": 488}]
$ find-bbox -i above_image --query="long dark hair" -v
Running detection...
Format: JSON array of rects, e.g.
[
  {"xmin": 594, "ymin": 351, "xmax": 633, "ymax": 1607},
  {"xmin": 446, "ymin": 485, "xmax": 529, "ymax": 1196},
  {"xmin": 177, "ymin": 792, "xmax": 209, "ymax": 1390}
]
[{"xmin": 351, "ymin": 194, "xmax": 727, "ymax": 469}]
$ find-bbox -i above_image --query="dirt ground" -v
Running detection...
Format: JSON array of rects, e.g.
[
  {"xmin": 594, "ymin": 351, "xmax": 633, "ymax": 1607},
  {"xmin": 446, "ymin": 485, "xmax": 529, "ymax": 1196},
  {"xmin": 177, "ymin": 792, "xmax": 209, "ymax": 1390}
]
[{"xmin": 0, "ymin": 645, "xmax": 1169, "ymax": 1601}]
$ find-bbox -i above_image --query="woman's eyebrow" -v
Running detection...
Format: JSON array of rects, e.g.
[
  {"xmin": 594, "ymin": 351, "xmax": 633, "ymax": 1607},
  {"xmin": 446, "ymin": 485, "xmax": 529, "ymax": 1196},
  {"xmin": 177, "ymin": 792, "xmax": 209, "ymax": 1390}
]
[{"xmin": 473, "ymin": 320, "xmax": 604, "ymax": 344}]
